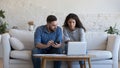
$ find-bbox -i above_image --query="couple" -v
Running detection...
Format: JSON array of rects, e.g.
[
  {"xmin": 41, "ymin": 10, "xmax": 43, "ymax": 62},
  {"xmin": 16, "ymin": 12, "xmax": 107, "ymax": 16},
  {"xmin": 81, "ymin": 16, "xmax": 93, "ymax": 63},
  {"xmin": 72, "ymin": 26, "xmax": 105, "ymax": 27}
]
[{"xmin": 32, "ymin": 13, "xmax": 86, "ymax": 68}]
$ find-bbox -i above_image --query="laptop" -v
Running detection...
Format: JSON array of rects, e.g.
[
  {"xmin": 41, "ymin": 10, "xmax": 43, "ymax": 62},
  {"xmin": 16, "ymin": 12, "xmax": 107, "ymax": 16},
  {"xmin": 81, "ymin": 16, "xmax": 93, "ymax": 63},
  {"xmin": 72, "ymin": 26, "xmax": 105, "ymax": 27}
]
[{"xmin": 67, "ymin": 42, "xmax": 87, "ymax": 56}]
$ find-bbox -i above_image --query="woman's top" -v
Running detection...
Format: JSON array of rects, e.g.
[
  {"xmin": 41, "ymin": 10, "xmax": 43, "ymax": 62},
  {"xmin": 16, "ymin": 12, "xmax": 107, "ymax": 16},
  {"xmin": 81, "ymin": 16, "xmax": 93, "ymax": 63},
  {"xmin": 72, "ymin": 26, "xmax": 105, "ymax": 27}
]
[{"xmin": 63, "ymin": 27, "xmax": 86, "ymax": 42}]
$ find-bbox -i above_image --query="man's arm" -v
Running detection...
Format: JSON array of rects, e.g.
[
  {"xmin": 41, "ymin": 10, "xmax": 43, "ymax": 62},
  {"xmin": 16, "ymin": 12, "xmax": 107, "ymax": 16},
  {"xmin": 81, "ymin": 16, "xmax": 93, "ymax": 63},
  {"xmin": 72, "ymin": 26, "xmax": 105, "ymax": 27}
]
[
  {"xmin": 36, "ymin": 43, "xmax": 48, "ymax": 49},
  {"xmin": 36, "ymin": 40, "xmax": 53, "ymax": 49},
  {"xmin": 52, "ymin": 27, "xmax": 62, "ymax": 48},
  {"xmin": 34, "ymin": 27, "xmax": 51, "ymax": 49}
]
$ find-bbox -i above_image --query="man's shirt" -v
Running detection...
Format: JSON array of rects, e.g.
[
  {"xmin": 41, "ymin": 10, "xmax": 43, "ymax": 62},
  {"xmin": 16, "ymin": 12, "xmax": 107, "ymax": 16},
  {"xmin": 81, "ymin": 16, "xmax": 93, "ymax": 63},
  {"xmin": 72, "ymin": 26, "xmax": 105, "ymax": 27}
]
[{"xmin": 34, "ymin": 25, "xmax": 62, "ymax": 47}]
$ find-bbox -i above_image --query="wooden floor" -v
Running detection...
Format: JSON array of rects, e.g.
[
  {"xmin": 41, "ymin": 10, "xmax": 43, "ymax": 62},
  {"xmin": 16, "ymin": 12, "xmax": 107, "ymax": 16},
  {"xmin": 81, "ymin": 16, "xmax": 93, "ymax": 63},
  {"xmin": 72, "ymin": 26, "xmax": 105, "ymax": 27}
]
[{"xmin": 0, "ymin": 58, "xmax": 120, "ymax": 68}]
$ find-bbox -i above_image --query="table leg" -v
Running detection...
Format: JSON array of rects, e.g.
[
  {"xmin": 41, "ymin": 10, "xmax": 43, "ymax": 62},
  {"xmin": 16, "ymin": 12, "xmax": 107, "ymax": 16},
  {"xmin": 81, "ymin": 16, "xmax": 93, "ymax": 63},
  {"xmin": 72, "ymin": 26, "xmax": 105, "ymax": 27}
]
[
  {"xmin": 41, "ymin": 58, "xmax": 46, "ymax": 68},
  {"xmin": 88, "ymin": 58, "xmax": 91, "ymax": 68},
  {"xmin": 84, "ymin": 60, "xmax": 86, "ymax": 68}
]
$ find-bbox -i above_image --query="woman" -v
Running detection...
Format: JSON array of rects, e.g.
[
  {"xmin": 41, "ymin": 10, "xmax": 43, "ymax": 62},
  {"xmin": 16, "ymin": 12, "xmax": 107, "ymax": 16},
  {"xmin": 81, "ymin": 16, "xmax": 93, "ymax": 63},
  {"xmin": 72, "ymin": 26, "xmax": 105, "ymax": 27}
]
[{"xmin": 63, "ymin": 13, "xmax": 86, "ymax": 68}]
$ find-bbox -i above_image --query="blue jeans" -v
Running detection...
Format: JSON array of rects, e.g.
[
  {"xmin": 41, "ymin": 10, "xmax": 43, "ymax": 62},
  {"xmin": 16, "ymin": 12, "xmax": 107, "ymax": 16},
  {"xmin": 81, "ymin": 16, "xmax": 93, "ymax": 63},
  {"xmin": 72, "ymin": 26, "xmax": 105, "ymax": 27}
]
[{"xmin": 32, "ymin": 47, "xmax": 62, "ymax": 68}]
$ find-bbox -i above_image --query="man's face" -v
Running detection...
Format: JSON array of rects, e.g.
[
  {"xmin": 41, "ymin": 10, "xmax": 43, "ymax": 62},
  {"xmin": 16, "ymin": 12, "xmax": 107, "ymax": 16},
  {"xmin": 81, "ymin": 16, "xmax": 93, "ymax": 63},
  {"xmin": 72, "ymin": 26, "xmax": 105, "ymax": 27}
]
[{"xmin": 48, "ymin": 21, "xmax": 57, "ymax": 32}]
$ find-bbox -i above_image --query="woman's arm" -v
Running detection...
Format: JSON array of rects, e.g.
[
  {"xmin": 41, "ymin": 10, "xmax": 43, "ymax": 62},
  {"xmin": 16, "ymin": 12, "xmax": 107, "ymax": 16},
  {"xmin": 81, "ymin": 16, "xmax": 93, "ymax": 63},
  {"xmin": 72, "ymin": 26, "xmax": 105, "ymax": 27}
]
[
  {"xmin": 63, "ymin": 28, "xmax": 70, "ymax": 44},
  {"xmin": 80, "ymin": 28, "xmax": 86, "ymax": 42}
]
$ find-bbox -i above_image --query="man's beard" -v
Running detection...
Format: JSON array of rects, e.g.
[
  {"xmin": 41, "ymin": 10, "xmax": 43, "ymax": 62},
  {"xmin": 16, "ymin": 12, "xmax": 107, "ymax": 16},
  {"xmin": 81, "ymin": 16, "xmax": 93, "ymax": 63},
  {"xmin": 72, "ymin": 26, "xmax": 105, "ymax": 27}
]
[{"xmin": 49, "ymin": 27, "xmax": 56, "ymax": 32}]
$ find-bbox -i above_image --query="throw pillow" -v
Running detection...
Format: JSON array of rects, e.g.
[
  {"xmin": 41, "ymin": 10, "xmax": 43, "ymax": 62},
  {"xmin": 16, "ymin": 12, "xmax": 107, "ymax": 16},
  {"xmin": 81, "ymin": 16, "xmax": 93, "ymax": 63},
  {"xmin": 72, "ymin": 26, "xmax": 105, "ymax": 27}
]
[{"xmin": 9, "ymin": 37, "xmax": 24, "ymax": 50}]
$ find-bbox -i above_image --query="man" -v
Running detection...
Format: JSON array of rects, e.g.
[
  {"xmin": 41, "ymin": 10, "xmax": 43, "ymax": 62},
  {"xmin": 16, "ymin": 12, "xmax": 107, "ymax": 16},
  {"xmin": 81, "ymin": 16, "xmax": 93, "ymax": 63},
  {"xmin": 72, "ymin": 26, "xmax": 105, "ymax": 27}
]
[{"xmin": 32, "ymin": 15, "xmax": 62, "ymax": 68}]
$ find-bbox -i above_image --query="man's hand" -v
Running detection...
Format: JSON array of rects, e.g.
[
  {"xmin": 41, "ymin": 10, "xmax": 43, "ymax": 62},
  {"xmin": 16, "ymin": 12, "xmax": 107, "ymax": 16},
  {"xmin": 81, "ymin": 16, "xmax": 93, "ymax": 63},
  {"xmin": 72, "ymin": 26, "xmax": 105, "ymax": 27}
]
[
  {"xmin": 51, "ymin": 42, "xmax": 61, "ymax": 48},
  {"xmin": 46, "ymin": 40, "xmax": 54, "ymax": 47},
  {"xmin": 45, "ymin": 40, "xmax": 62, "ymax": 48}
]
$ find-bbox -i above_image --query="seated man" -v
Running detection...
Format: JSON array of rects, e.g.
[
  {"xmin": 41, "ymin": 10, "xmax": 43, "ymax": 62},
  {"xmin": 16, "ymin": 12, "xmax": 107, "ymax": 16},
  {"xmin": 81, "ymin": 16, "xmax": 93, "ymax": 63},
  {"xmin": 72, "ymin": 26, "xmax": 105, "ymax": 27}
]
[{"xmin": 32, "ymin": 15, "xmax": 62, "ymax": 68}]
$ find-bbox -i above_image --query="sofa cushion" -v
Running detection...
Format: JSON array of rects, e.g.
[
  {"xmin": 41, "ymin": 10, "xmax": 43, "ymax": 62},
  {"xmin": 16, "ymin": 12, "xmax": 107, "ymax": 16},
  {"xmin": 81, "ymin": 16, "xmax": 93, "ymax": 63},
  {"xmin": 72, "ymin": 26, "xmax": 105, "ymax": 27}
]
[
  {"xmin": 86, "ymin": 32, "xmax": 108, "ymax": 50},
  {"xmin": 10, "ymin": 50, "xmax": 112, "ymax": 61},
  {"xmin": 10, "ymin": 37, "xmax": 24, "ymax": 50},
  {"xmin": 10, "ymin": 50, "xmax": 31, "ymax": 60},
  {"xmin": 9, "ymin": 29, "xmax": 34, "ymax": 50},
  {"xmin": 88, "ymin": 50, "xmax": 112, "ymax": 60}
]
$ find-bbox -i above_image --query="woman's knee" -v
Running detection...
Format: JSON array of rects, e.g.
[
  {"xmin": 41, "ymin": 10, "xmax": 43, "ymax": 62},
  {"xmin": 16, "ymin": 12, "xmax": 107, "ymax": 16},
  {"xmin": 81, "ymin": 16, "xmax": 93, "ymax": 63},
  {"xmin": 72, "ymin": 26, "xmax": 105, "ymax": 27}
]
[{"xmin": 79, "ymin": 61, "xmax": 85, "ymax": 65}]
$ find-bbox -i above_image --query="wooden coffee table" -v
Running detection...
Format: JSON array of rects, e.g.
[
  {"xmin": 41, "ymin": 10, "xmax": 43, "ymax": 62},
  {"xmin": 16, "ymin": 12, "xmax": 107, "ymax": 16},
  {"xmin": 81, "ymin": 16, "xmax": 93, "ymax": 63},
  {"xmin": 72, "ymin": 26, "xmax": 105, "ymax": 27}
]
[{"xmin": 33, "ymin": 54, "xmax": 94, "ymax": 68}]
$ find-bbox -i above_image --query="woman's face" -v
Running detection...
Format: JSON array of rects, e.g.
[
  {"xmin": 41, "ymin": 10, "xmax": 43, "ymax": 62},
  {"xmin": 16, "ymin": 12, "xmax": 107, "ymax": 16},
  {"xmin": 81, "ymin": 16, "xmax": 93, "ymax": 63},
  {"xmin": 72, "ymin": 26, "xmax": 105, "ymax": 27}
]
[{"xmin": 67, "ymin": 18, "xmax": 76, "ymax": 30}]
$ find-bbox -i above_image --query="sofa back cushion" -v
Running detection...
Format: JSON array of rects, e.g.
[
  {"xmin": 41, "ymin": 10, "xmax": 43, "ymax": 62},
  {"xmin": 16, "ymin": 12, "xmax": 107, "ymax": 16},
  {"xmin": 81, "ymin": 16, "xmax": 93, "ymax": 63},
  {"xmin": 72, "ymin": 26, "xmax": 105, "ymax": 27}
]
[
  {"xmin": 9, "ymin": 29, "xmax": 108, "ymax": 50},
  {"xmin": 86, "ymin": 32, "xmax": 108, "ymax": 50},
  {"xmin": 9, "ymin": 29, "xmax": 34, "ymax": 50}
]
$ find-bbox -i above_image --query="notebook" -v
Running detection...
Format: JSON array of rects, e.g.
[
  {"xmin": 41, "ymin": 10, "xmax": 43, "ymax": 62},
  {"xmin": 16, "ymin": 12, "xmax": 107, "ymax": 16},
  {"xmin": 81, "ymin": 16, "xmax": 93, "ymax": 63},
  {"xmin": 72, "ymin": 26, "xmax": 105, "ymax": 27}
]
[{"xmin": 67, "ymin": 42, "xmax": 87, "ymax": 56}]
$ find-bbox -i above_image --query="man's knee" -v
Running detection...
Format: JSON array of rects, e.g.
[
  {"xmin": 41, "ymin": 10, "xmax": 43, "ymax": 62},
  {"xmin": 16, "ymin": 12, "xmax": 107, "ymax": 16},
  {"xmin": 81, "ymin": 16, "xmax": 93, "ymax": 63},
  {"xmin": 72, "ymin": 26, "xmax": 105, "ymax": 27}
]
[
  {"xmin": 32, "ymin": 48, "xmax": 42, "ymax": 54},
  {"xmin": 56, "ymin": 48, "xmax": 62, "ymax": 54}
]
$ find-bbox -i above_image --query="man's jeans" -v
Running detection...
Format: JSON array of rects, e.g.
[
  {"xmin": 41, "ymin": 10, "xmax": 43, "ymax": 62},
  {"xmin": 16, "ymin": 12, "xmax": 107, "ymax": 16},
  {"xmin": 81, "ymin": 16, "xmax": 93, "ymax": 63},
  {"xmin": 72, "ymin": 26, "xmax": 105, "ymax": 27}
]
[{"xmin": 32, "ymin": 47, "xmax": 62, "ymax": 68}]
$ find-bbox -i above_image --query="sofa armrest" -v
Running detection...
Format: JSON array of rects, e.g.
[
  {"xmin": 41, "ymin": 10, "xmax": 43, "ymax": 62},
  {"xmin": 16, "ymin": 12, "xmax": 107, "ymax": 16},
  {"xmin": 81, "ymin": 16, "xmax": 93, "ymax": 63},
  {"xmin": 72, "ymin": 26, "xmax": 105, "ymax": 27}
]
[
  {"xmin": 106, "ymin": 35, "xmax": 120, "ymax": 68},
  {"xmin": 0, "ymin": 35, "xmax": 1, "ymax": 43},
  {"xmin": 1, "ymin": 33, "xmax": 11, "ymax": 68},
  {"xmin": 107, "ymin": 35, "xmax": 120, "ymax": 52}
]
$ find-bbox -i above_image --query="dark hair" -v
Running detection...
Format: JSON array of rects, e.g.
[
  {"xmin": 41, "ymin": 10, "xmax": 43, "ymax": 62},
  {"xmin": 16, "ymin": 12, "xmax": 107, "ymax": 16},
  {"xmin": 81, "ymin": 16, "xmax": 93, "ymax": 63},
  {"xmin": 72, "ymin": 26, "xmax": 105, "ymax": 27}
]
[
  {"xmin": 63, "ymin": 13, "xmax": 86, "ymax": 32},
  {"xmin": 46, "ymin": 15, "xmax": 57, "ymax": 23}
]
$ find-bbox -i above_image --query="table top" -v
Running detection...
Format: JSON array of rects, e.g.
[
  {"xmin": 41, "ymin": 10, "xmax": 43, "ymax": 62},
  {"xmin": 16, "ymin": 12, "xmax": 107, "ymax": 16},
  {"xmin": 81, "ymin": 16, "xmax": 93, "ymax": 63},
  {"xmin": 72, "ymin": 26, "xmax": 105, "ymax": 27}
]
[{"xmin": 33, "ymin": 54, "xmax": 95, "ymax": 59}]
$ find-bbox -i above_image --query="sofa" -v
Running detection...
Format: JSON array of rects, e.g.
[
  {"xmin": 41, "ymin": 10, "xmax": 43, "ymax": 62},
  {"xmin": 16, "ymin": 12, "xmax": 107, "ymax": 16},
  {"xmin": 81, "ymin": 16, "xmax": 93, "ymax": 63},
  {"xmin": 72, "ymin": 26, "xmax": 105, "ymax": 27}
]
[
  {"xmin": 1, "ymin": 29, "xmax": 120, "ymax": 68},
  {"xmin": 0, "ymin": 36, "xmax": 3, "ymax": 58}
]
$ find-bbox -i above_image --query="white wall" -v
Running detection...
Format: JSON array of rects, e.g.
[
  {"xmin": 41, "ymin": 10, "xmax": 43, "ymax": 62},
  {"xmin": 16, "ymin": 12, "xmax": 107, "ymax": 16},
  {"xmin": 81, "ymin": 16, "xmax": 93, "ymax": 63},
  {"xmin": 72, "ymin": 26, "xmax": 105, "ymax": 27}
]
[
  {"xmin": 0, "ymin": 0, "xmax": 120, "ymax": 30},
  {"xmin": 0, "ymin": 0, "xmax": 120, "ymax": 58}
]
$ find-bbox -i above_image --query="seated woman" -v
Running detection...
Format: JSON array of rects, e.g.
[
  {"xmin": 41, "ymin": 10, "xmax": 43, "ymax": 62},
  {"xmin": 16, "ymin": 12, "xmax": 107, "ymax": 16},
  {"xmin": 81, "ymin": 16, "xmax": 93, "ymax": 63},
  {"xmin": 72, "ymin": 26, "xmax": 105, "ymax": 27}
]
[{"xmin": 63, "ymin": 13, "xmax": 86, "ymax": 68}]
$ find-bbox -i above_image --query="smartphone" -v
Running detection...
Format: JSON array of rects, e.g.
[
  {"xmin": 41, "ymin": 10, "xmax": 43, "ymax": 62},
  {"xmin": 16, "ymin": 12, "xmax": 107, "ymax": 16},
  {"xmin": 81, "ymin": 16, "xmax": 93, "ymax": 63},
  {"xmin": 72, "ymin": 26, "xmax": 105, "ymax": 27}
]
[{"xmin": 54, "ymin": 41, "xmax": 60, "ymax": 44}]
